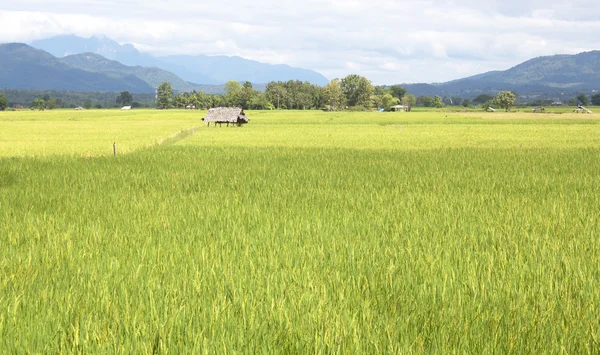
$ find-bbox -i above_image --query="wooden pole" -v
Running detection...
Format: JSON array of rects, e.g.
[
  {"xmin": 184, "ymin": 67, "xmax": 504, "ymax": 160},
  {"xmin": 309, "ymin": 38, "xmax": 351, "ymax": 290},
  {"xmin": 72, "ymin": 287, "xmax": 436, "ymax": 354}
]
[{"xmin": 113, "ymin": 142, "xmax": 117, "ymax": 156}]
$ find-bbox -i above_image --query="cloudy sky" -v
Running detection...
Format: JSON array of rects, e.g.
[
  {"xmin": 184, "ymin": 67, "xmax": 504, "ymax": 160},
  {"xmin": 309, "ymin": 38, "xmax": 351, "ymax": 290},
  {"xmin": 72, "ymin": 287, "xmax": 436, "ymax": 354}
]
[{"xmin": 1, "ymin": 0, "xmax": 599, "ymax": 84}]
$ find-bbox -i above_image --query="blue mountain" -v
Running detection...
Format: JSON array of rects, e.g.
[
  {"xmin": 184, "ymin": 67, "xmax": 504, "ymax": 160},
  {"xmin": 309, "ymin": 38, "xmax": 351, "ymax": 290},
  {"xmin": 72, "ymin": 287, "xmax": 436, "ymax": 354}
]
[{"xmin": 30, "ymin": 35, "xmax": 330, "ymax": 85}]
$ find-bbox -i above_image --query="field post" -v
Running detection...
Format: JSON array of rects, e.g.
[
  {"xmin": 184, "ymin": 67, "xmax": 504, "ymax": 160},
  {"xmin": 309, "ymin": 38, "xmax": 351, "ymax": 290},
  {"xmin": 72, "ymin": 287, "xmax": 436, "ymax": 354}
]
[{"xmin": 113, "ymin": 142, "xmax": 117, "ymax": 156}]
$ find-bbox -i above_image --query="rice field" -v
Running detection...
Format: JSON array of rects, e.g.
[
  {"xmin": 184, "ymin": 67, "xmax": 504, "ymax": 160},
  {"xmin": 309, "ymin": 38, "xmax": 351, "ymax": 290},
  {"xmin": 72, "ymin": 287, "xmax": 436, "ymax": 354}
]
[
  {"xmin": 1, "ymin": 109, "xmax": 599, "ymax": 353},
  {"xmin": 0, "ymin": 110, "xmax": 197, "ymax": 157}
]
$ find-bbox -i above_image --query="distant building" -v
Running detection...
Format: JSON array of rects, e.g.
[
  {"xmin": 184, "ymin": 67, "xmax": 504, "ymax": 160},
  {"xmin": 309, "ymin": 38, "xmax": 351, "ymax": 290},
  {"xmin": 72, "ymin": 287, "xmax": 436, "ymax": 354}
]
[
  {"xmin": 121, "ymin": 106, "xmax": 132, "ymax": 110},
  {"xmin": 551, "ymin": 101, "xmax": 563, "ymax": 105}
]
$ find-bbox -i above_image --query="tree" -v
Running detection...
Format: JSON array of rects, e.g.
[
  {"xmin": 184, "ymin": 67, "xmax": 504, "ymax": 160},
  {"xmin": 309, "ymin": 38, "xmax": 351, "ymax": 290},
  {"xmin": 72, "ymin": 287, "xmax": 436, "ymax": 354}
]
[
  {"xmin": 462, "ymin": 99, "xmax": 472, "ymax": 108},
  {"xmin": 31, "ymin": 98, "xmax": 46, "ymax": 110},
  {"xmin": 370, "ymin": 95, "xmax": 383, "ymax": 110},
  {"xmin": 224, "ymin": 80, "xmax": 243, "ymax": 107},
  {"xmin": 494, "ymin": 91, "xmax": 516, "ymax": 112},
  {"xmin": 83, "ymin": 100, "xmax": 92, "ymax": 110},
  {"xmin": 481, "ymin": 100, "xmax": 494, "ymax": 110},
  {"xmin": 417, "ymin": 96, "xmax": 434, "ymax": 107},
  {"xmin": 451, "ymin": 97, "xmax": 462, "ymax": 106},
  {"xmin": 323, "ymin": 79, "xmax": 346, "ymax": 111},
  {"xmin": 116, "ymin": 91, "xmax": 133, "ymax": 106},
  {"xmin": 249, "ymin": 92, "xmax": 274, "ymax": 110},
  {"xmin": 265, "ymin": 82, "xmax": 287, "ymax": 109},
  {"xmin": 156, "ymin": 82, "xmax": 174, "ymax": 109},
  {"xmin": 381, "ymin": 94, "xmax": 398, "ymax": 111},
  {"xmin": 433, "ymin": 95, "xmax": 444, "ymax": 108},
  {"xmin": 389, "ymin": 85, "xmax": 406, "ymax": 100},
  {"xmin": 0, "ymin": 93, "xmax": 7, "ymax": 111},
  {"xmin": 473, "ymin": 94, "xmax": 494, "ymax": 105},
  {"xmin": 240, "ymin": 81, "xmax": 256, "ymax": 109},
  {"xmin": 195, "ymin": 92, "xmax": 212, "ymax": 109},
  {"xmin": 373, "ymin": 86, "xmax": 388, "ymax": 96},
  {"xmin": 577, "ymin": 93, "xmax": 589, "ymax": 106},
  {"xmin": 402, "ymin": 94, "xmax": 416, "ymax": 108},
  {"xmin": 224, "ymin": 80, "xmax": 242, "ymax": 93},
  {"xmin": 340, "ymin": 74, "xmax": 374, "ymax": 108},
  {"xmin": 46, "ymin": 98, "xmax": 57, "ymax": 110},
  {"xmin": 174, "ymin": 92, "xmax": 189, "ymax": 108},
  {"xmin": 591, "ymin": 93, "xmax": 600, "ymax": 106}
]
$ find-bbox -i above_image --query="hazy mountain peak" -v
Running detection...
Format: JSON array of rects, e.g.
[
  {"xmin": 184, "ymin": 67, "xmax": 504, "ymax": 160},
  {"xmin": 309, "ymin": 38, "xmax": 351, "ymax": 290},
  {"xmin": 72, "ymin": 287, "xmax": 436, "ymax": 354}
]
[{"xmin": 30, "ymin": 35, "xmax": 329, "ymax": 85}]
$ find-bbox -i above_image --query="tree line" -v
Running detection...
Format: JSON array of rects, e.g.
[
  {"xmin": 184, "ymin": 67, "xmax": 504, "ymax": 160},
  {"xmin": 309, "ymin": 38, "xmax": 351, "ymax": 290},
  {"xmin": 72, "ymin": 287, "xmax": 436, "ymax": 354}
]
[
  {"xmin": 154, "ymin": 75, "xmax": 414, "ymax": 111},
  {"xmin": 2, "ymin": 78, "xmax": 600, "ymax": 112}
]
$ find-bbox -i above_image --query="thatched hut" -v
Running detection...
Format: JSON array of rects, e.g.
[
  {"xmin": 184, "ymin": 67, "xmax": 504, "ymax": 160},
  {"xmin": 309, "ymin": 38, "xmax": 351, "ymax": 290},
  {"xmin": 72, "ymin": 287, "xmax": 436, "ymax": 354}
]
[{"xmin": 202, "ymin": 107, "xmax": 250, "ymax": 127}]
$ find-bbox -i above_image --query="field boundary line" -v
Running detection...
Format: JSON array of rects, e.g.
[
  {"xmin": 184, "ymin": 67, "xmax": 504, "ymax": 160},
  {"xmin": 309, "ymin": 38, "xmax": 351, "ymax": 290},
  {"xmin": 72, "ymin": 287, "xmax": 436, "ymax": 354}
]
[{"xmin": 155, "ymin": 126, "xmax": 198, "ymax": 147}]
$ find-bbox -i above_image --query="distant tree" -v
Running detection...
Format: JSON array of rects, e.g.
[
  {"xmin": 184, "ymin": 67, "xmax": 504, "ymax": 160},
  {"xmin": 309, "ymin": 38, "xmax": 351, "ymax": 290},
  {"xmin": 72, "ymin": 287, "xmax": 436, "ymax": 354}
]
[
  {"xmin": 223, "ymin": 80, "xmax": 243, "ymax": 107},
  {"xmin": 240, "ymin": 81, "xmax": 256, "ymax": 109},
  {"xmin": 323, "ymin": 79, "xmax": 347, "ymax": 111},
  {"xmin": 591, "ymin": 93, "xmax": 600, "ymax": 106},
  {"xmin": 418, "ymin": 96, "xmax": 434, "ymax": 107},
  {"xmin": 131, "ymin": 101, "xmax": 142, "ymax": 108},
  {"xmin": 249, "ymin": 92, "xmax": 274, "ymax": 110},
  {"xmin": 0, "ymin": 93, "xmax": 7, "ymax": 111},
  {"xmin": 265, "ymin": 82, "xmax": 287, "ymax": 109},
  {"xmin": 481, "ymin": 100, "xmax": 495, "ymax": 110},
  {"xmin": 31, "ymin": 98, "xmax": 46, "ymax": 110},
  {"xmin": 433, "ymin": 95, "xmax": 444, "ymax": 108},
  {"xmin": 389, "ymin": 85, "xmax": 407, "ymax": 100},
  {"xmin": 373, "ymin": 86, "xmax": 388, "ymax": 96},
  {"xmin": 567, "ymin": 98, "xmax": 577, "ymax": 106},
  {"xmin": 225, "ymin": 80, "xmax": 242, "ymax": 93},
  {"xmin": 340, "ymin": 74, "xmax": 374, "ymax": 107},
  {"xmin": 577, "ymin": 93, "xmax": 589, "ymax": 106},
  {"xmin": 174, "ymin": 92, "xmax": 188, "ymax": 108},
  {"xmin": 96, "ymin": 104, "xmax": 103, "ymax": 109},
  {"xmin": 116, "ymin": 91, "xmax": 134, "ymax": 106},
  {"xmin": 381, "ymin": 94, "xmax": 399, "ymax": 111},
  {"xmin": 451, "ymin": 97, "xmax": 462, "ymax": 106},
  {"xmin": 195, "ymin": 92, "xmax": 211, "ymax": 109},
  {"xmin": 473, "ymin": 94, "xmax": 494, "ymax": 105},
  {"xmin": 402, "ymin": 94, "xmax": 417, "ymax": 108},
  {"xmin": 370, "ymin": 95, "xmax": 383, "ymax": 109},
  {"xmin": 83, "ymin": 100, "xmax": 92, "ymax": 110},
  {"xmin": 46, "ymin": 98, "xmax": 57, "ymax": 110},
  {"xmin": 156, "ymin": 82, "xmax": 174, "ymax": 109},
  {"xmin": 462, "ymin": 99, "xmax": 472, "ymax": 108},
  {"xmin": 494, "ymin": 91, "xmax": 516, "ymax": 111}
]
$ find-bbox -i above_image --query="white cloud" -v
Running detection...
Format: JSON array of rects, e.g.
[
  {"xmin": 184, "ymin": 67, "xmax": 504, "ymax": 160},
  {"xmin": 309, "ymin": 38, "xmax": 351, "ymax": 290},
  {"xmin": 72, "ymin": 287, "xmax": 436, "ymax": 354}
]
[{"xmin": 1, "ymin": 0, "xmax": 600, "ymax": 84}]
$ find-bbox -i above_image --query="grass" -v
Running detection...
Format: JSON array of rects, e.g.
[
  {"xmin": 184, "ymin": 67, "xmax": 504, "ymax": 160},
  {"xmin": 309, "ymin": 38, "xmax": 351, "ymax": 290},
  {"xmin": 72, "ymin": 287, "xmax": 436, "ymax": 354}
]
[{"xmin": 1, "ymin": 109, "xmax": 599, "ymax": 353}]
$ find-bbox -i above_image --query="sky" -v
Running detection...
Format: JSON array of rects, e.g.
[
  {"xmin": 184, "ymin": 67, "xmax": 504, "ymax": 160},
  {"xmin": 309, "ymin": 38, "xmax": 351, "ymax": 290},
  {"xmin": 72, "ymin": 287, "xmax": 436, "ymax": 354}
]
[{"xmin": 1, "ymin": 0, "xmax": 599, "ymax": 84}]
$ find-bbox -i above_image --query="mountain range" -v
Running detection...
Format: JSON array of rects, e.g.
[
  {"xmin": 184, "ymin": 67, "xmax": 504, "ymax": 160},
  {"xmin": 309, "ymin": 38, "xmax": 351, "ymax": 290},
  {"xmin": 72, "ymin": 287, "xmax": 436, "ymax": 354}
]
[
  {"xmin": 1, "ymin": 35, "xmax": 599, "ymax": 98},
  {"xmin": 29, "ymin": 35, "xmax": 330, "ymax": 86},
  {"xmin": 0, "ymin": 43, "xmax": 154, "ymax": 92},
  {"xmin": 403, "ymin": 51, "xmax": 600, "ymax": 98}
]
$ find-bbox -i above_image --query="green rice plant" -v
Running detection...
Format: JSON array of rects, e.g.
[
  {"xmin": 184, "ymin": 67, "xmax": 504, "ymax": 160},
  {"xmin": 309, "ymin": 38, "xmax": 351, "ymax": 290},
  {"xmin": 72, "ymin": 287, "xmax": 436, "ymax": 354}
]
[{"xmin": 0, "ymin": 109, "xmax": 599, "ymax": 353}]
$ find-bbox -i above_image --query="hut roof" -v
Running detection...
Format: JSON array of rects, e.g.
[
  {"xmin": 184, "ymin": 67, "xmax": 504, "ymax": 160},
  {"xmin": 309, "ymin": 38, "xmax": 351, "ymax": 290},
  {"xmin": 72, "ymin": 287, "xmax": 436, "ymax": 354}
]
[{"xmin": 204, "ymin": 107, "xmax": 249, "ymax": 123}]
